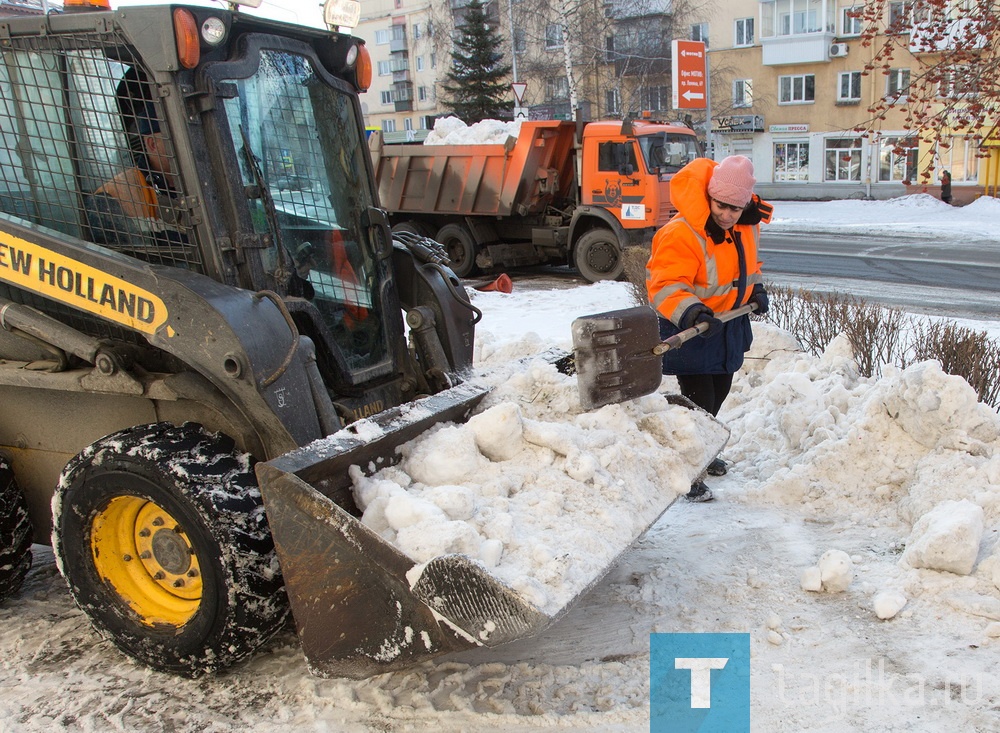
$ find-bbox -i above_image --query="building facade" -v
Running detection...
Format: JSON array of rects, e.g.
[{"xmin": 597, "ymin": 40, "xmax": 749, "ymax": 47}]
[{"xmin": 699, "ymin": 0, "xmax": 991, "ymax": 201}]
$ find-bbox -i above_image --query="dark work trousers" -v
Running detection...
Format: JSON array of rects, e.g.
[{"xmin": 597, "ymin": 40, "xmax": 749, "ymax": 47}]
[{"xmin": 676, "ymin": 373, "xmax": 734, "ymax": 417}]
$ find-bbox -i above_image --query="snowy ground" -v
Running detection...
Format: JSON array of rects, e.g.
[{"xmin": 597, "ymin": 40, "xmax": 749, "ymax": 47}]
[{"xmin": 2, "ymin": 197, "xmax": 999, "ymax": 732}]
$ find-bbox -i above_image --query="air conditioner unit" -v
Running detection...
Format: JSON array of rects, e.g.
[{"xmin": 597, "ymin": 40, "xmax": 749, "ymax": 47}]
[{"xmin": 829, "ymin": 43, "xmax": 849, "ymax": 58}]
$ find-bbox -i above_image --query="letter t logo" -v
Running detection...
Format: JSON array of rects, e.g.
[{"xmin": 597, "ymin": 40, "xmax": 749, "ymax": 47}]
[{"xmin": 675, "ymin": 657, "xmax": 729, "ymax": 708}]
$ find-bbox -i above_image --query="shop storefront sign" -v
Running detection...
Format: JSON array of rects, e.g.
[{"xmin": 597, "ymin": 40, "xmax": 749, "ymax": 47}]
[
  {"xmin": 770, "ymin": 124, "xmax": 809, "ymax": 133},
  {"xmin": 713, "ymin": 115, "xmax": 764, "ymax": 133}
]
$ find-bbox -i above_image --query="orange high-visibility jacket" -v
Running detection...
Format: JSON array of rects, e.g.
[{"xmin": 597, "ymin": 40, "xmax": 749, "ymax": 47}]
[{"xmin": 646, "ymin": 157, "xmax": 767, "ymax": 327}]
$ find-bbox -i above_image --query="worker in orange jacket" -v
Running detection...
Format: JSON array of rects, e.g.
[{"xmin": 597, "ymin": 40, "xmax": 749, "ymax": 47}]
[{"xmin": 646, "ymin": 155, "xmax": 773, "ymax": 501}]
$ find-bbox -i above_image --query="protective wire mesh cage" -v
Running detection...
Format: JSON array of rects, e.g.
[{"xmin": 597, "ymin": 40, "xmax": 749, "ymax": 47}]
[{"xmin": 0, "ymin": 30, "xmax": 202, "ymax": 272}]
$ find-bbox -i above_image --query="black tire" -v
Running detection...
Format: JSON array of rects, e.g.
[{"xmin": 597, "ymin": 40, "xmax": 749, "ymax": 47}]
[
  {"xmin": 435, "ymin": 222, "xmax": 480, "ymax": 278},
  {"xmin": 53, "ymin": 423, "xmax": 288, "ymax": 677},
  {"xmin": 0, "ymin": 456, "xmax": 32, "ymax": 604},
  {"xmin": 573, "ymin": 228, "xmax": 625, "ymax": 282},
  {"xmin": 392, "ymin": 220, "xmax": 435, "ymax": 239}
]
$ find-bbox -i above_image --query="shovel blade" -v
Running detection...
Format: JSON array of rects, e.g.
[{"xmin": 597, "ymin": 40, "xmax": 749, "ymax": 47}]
[{"xmin": 572, "ymin": 305, "xmax": 663, "ymax": 410}]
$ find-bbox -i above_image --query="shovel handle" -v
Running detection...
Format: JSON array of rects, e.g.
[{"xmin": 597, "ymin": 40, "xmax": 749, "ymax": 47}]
[{"xmin": 652, "ymin": 303, "xmax": 757, "ymax": 356}]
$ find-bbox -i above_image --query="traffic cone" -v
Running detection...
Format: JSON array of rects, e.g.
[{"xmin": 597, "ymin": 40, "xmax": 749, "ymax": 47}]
[{"xmin": 473, "ymin": 274, "xmax": 513, "ymax": 293}]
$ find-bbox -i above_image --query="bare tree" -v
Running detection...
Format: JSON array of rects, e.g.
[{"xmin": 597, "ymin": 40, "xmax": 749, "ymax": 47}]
[{"xmin": 854, "ymin": 0, "xmax": 998, "ymax": 181}]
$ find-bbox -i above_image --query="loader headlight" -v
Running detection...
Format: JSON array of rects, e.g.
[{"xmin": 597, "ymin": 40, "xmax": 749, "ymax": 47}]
[{"xmin": 201, "ymin": 17, "xmax": 227, "ymax": 46}]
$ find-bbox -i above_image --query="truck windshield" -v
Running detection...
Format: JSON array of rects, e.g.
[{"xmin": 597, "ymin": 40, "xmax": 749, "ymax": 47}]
[
  {"xmin": 220, "ymin": 49, "xmax": 387, "ymax": 370},
  {"xmin": 638, "ymin": 133, "xmax": 701, "ymax": 174}
]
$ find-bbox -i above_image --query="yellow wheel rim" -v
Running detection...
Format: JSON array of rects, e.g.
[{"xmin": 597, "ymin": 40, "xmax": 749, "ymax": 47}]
[{"xmin": 91, "ymin": 495, "xmax": 203, "ymax": 627}]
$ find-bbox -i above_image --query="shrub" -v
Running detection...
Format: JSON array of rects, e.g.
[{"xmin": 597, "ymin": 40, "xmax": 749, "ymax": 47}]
[{"xmin": 768, "ymin": 284, "xmax": 1000, "ymax": 411}]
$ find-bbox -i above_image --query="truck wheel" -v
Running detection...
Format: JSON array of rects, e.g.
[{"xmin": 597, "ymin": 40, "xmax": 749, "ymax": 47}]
[
  {"xmin": 435, "ymin": 223, "xmax": 480, "ymax": 278},
  {"xmin": 0, "ymin": 456, "xmax": 32, "ymax": 604},
  {"xmin": 53, "ymin": 423, "xmax": 288, "ymax": 677},
  {"xmin": 574, "ymin": 229, "xmax": 625, "ymax": 282}
]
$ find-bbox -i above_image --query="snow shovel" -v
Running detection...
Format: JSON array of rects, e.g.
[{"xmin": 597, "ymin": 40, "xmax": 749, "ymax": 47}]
[{"xmin": 572, "ymin": 303, "xmax": 757, "ymax": 410}]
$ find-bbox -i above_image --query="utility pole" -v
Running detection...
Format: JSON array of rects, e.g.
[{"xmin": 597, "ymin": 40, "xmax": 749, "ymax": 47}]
[{"xmin": 507, "ymin": 0, "xmax": 518, "ymax": 83}]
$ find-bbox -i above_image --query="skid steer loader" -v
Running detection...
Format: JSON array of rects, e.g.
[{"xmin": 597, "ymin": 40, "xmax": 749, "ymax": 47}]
[{"xmin": 0, "ymin": 2, "xmax": 726, "ymax": 679}]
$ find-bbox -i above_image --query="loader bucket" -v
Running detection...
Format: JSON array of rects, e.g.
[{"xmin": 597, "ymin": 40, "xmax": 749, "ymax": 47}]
[{"xmin": 257, "ymin": 379, "xmax": 730, "ymax": 678}]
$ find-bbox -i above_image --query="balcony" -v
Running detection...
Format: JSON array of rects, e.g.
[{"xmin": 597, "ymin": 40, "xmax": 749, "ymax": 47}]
[
  {"xmin": 761, "ymin": 31, "xmax": 836, "ymax": 64},
  {"xmin": 392, "ymin": 81, "xmax": 413, "ymax": 112},
  {"xmin": 759, "ymin": 0, "xmax": 836, "ymax": 65}
]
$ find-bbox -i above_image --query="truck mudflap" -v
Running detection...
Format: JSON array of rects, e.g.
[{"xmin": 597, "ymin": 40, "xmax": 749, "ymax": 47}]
[{"xmin": 256, "ymin": 379, "xmax": 729, "ymax": 678}]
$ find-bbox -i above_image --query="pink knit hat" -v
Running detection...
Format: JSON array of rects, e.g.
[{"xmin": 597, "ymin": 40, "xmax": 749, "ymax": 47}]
[{"xmin": 707, "ymin": 155, "xmax": 756, "ymax": 207}]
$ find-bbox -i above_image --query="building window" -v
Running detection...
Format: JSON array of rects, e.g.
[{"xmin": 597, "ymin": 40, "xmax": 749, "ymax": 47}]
[
  {"xmin": 606, "ymin": 88, "xmax": 621, "ymax": 115},
  {"xmin": 605, "ymin": 35, "xmax": 615, "ymax": 62},
  {"xmin": 404, "ymin": 118, "xmax": 413, "ymax": 131},
  {"xmin": 779, "ymin": 74, "xmax": 815, "ymax": 103},
  {"xmin": 380, "ymin": 91, "xmax": 393, "ymax": 105},
  {"xmin": 887, "ymin": 1, "xmax": 911, "ymax": 32},
  {"xmin": 431, "ymin": 53, "xmax": 437, "ymax": 69},
  {"xmin": 375, "ymin": 29, "xmax": 390, "ymax": 45},
  {"xmin": 885, "ymin": 68, "xmax": 910, "ymax": 103},
  {"xmin": 838, "ymin": 71, "xmax": 862, "ymax": 102},
  {"xmin": 735, "ymin": 18, "xmax": 754, "ymax": 46},
  {"xmin": 691, "ymin": 22, "xmax": 709, "ymax": 47},
  {"xmin": 413, "ymin": 23, "xmax": 422, "ymax": 40},
  {"xmin": 418, "ymin": 86, "xmax": 427, "ymax": 101},
  {"xmin": 841, "ymin": 6, "xmax": 863, "ymax": 35},
  {"xmin": 878, "ymin": 136, "xmax": 917, "ymax": 182},
  {"xmin": 774, "ymin": 141, "xmax": 809, "ymax": 181},
  {"xmin": 514, "ymin": 28, "xmax": 526, "ymax": 54},
  {"xmin": 938, "ymin": 66, "xmax": 977, "ymax": 98},
  {"xmin": 825, "ymin": 137, "xmax": 862, "ymax": 181},
  {"xmin": 377, "ymin": 60, "xmax": 391, "ymax": 76},
  {"xmin": 546, "ymin": 24, "xmax": 564, "ymax": 49},
  {"xmin": 416, "ymin": 56, "xmax": 424, "ymax": 71},
  {"xmin": 733, "ymin": 79, "xmax": 753, "ymax": 107},
  {"xmin": 546, "ymin": 76, "xmax": 569, "ymax": 100},
  {"xmin": 640, "ymin": 86, "xmax": 669, "ymax": 112},
  {"xmin": 382, "ymin": 119, "xmax": 396, "ymax": 133},
  {"xmin": 936, "ymin": 136, "xmax": 979, "ymax": 182}
]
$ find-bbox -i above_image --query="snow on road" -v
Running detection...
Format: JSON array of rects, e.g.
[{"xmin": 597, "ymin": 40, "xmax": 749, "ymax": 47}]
[{"xmin": 2, "ymin": 198, "xmax": 999, "ymax": 732}]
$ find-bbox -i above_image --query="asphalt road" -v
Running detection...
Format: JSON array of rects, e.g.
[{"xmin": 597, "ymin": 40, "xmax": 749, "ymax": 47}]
[{"xmin": 759, "ymin": 231, "xmax": 1000, "ymax": 320}]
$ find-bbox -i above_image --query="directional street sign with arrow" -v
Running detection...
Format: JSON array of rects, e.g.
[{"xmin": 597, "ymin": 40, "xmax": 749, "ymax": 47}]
[{"xmin": 671, "ymin": 39, "xmax": 706, "ymax": 110}]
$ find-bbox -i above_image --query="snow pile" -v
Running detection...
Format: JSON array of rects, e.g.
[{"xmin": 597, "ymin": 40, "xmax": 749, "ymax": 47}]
[
  {"xmin": 723, "ymin": 322, "xmax": 1000, "ymax": 530},
  {"xmin": 767, "ymin": 193, "xmax": 1000, "ymax": 237},
  {"xmin": 425, "ymin": 116, "xmax": 523, "ymax": 145},
  {"xmin": 350, "ymin": 356, "xmax": 728, "ymax": 615}
]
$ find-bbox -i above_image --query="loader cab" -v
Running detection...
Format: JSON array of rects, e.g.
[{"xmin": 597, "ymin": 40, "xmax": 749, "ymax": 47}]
[{"xmin": 0, "ymin": 6, "xmax": 407, "ymax": 413}]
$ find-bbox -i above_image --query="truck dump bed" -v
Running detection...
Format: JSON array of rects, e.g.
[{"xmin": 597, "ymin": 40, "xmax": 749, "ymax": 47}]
[{"xmin": 372, "ymin": 120, "xmax": 577, "ymax": 218}]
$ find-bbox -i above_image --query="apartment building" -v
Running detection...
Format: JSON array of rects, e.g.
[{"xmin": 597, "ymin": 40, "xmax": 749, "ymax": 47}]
[
  {"xmin": 684, "ymin": 0, "xmax": 992, "ymax": 200},
  {"xmin": 356, "ymin": 0, "xmax": 444, "ymax": 141}
]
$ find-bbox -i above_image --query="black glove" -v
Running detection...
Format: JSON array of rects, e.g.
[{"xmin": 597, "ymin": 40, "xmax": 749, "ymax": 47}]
[
  {"xmin": 748, "ymin": 284, "xmax": 769, "ymax": 315},
  {"xmin": 681, "ymin": 303, "xmax": 723, "ymax": 339}
]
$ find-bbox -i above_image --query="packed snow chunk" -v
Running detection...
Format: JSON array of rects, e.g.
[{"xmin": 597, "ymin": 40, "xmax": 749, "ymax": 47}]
[
  {"xmin": 874, "ymin": 590, "xmax": 907, "ymax": 620},
  {"xmin": 902, "ymin": 499, "xmax": 985, "ymax": 575},
  {"xmin": 800, "ymin": 566, "xmax": 823, "ymax": 592},
  {"xmin": 467, "ymin": 402, "xmax": 524, "ymax": 461},
  {"xmin": 400, "ymin": 423, "xmax": 487, "ymax": 486},
  {"xmin": 802, "ymin": 550, "xmax": 853, "ymax": 593},
  {"xmin": 819, "ymin": 550, "xmax": 854, "ymax": 592},
  {"xmin": 881, "ymin": 361, "xmax": 1000, "ymax": 451}
]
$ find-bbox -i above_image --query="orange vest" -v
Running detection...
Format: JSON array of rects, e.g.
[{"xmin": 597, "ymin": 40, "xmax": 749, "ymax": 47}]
[
  {"xmin": 95, "ymin": 167, "xmax": 159, "ymax": 220},
  {"xmin": 646, "ymin": 158, "xmax": 766, "ymax": 326}
]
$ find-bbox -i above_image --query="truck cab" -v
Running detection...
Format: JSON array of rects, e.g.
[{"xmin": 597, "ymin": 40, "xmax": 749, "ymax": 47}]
[{"xmin": 579, "ymin": 119, "xmax": 702, "ymax": 232}]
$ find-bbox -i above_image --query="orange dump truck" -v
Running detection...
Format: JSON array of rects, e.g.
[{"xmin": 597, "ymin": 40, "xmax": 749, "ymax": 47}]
[{"xmin": 369, "ymin": 118, "xmax": 702, "ymax": 282}]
